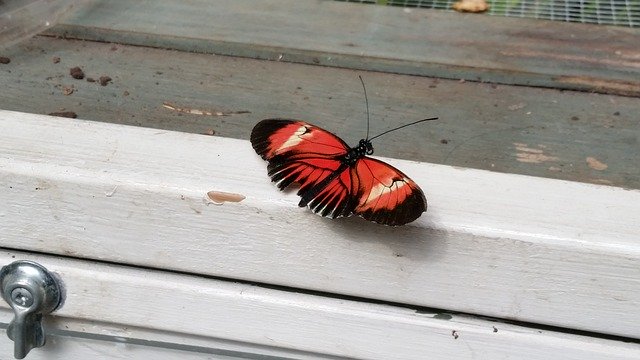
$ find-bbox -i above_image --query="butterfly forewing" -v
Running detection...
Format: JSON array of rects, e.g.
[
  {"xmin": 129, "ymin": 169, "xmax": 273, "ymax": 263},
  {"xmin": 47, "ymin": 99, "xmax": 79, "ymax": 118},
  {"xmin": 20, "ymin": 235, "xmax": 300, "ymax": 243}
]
[{"xmin": 251, "ymin": 119, "xmax": 349, "ymax": 160}]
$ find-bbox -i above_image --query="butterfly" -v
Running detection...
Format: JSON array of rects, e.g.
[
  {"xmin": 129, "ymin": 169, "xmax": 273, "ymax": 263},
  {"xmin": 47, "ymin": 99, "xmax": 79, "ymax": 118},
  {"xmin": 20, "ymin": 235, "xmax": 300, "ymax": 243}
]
[
  {"xmin": 250, "ymin": 116, "xmax": 439, "ymax": 226},
  {"xmin": 251, "ymin": 78, "xmax": 437, "ymax": 226}
]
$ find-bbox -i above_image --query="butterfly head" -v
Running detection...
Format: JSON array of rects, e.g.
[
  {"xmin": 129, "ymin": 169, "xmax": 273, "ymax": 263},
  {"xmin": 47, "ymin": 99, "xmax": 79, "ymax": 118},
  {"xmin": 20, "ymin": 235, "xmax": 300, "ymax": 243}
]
[
  {"xmin": 344, "ymin": 139, "xmax": 374, "ymax": 165},
  {"xmin": 360, "ymin": 139, "xmax": 374, "ymax": 155}
]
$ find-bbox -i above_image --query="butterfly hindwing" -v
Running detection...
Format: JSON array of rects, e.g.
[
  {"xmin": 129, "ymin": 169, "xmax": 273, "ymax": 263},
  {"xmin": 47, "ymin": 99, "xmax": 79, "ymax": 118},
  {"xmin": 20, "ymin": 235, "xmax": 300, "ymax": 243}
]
[
  {"xmin": 298, "ymin": 164, "xmax": 355, "ymax": 219},
  {"xmin": 351, "ymin": 157, "xmax": 426, "ymax": 226}
]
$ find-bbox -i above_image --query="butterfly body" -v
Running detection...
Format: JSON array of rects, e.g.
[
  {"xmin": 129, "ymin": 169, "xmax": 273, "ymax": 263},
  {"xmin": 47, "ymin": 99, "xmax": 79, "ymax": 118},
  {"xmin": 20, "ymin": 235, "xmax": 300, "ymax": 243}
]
[{"xmin": 251, "ymin": 119, "xmax": 427, "ymax": 226}]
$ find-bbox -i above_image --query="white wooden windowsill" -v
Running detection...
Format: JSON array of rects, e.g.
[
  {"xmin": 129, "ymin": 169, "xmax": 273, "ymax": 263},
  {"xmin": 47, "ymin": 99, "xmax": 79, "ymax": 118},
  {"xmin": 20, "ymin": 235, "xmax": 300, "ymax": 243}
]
[{"xmin": 0, "ymin": 110, "xmax": 639, "ymax": 351}]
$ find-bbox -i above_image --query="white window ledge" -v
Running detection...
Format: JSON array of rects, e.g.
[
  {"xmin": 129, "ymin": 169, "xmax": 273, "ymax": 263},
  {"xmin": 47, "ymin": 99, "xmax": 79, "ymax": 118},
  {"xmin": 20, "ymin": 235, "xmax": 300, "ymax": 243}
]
[{"xmin": 0, "ymin": 110, "xmax": 639, "ymax": 343}]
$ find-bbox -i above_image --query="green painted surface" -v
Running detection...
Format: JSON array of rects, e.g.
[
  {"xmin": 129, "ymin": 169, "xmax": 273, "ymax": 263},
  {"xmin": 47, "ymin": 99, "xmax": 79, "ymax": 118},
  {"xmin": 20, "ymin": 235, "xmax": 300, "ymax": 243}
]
[
  {"xmin": 44, "ymin": 0, "xmax": 640, "ymax": 96},
  {"xmin": 1, "ymin": 37, "xmax": 637, "ymax": 189}
]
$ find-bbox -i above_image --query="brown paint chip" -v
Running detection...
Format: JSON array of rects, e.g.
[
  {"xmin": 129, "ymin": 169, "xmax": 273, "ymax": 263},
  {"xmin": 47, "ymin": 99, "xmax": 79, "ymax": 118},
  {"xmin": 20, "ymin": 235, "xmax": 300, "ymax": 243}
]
[
  {"xmin": 0, "ymin": 57, "xmax": 10, "ymax": 64},
  {"xmin": 52, "ymin": 56, "xmax": 60, "ymax": 64},
  {"xmin": 70, "ymin": 67, "xmax": 85, "ymax": 79},
  {"xmin": 206, "ymin": 191, "xmax": 245, "ymax": 205},
  {"xmin": 586, "ymin": 157, "xmax": 608, "ymax": 171}
]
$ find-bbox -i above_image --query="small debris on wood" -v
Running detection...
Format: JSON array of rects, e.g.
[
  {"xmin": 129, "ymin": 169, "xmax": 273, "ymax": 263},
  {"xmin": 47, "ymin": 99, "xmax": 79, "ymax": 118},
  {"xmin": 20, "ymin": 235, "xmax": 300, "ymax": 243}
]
[
  {"xmin": 452, "ymin": 0, "xmax": 489, "ymax": 13},
  {"xmin": 205, "ymin": 191, "xmax": 246, "ymax": 205},
  {"xmin": 52, "ymin": 56, "xmax": 60, "ymax": 64},
  {"xmin": 613, "ymin": 111, "xmax": 620, "ymax": 116},
  {"xmin": 62, "ymin": 85, "xmax": 74, "ymax": 96},
  {"xmin": 493, "ymin": 326, "xmax": 498, "ymax": 333},
  {"xmin": 0, "ymin": 56, "xmax": 10, "ymax": 64},
  {"xmin": 110, "ymin": 45, "xmax": 118, "ymax": 51},
  {"xmin": 202, "ymin": 128, "xmax": 216, "ymax": 136},
  {"xmin": 440, "ymin": 139, "xmax": 449, "ymax": 144},
  {"xmin": 123, "ymin": 90, "xmax": 130, "ymax": 97},
  {"xmin": 451, "ymin": 330, "xmax": 459, "ymax": 339},
  {"xmin": 86, "ymin": 77, "xmax": 96, "ymax": 83},
  {"xmin": 571, "ymin": 116, "xmax": 579, "ymax": 121},
  {"xmin": 69, "ymin": 66, "xmax": 85, "ymax": 79},
  {"xmin": 99, "ymin": 76, "xmax": 112, "ymax": 86},
  {"xmin": 162, "ymin": 101, "xmax": 250, "ymax": 116},
  {"xmin": 48, "ymin": 111, "xmax": 77, "ymax": 118}
]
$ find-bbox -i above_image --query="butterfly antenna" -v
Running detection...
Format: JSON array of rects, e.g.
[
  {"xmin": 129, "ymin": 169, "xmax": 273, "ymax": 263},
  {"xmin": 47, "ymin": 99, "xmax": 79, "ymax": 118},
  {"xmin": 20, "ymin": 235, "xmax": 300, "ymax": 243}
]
[
  {"xmin": 368, "ymin": 117, "xmax": 439, "ymax": 142},
  {"xmin": 359, "ymin": 75, "xmax": 371, "ymax": 140}
]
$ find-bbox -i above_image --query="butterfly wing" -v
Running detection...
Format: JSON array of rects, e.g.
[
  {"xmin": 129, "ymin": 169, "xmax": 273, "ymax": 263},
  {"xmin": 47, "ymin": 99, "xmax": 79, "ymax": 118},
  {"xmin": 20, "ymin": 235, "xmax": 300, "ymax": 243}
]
[
  {"xmin": 351, "ymin": 157, "xmax": 426, "ymax": 226},
  {"xmin": 251, "ymin": 119, "xmax": 355, "ymax": 218}
]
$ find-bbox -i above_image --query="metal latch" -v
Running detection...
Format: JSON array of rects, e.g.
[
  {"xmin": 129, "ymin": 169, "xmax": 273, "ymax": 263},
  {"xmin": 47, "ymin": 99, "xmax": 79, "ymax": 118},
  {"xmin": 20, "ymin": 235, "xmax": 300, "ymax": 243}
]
[{"xmin": 0, "ymin": 261, "xmax": 62, "ymax": 359}]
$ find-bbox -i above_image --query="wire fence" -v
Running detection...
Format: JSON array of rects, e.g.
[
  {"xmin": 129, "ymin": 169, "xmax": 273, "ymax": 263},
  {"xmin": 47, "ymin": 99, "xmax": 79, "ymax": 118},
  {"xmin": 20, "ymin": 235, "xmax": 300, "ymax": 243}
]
[{"xmin": 336, "ymin": 0, "xmax": 640, "ymax": 27}]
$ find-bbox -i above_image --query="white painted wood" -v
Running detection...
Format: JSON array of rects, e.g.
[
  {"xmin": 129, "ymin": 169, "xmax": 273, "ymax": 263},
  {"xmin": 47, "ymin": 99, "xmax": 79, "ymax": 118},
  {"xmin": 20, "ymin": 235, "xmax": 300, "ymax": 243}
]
[
  {"xmin": 0, "ymin": 333, "xmax": 244, "ymax": 360},
  {"xmin": 0, "ymin": 110, "xmax": 639, "ymax": 339},
  {"xmin": 0, "ymin": 251, "xmax": 638, "ymax": 360}
]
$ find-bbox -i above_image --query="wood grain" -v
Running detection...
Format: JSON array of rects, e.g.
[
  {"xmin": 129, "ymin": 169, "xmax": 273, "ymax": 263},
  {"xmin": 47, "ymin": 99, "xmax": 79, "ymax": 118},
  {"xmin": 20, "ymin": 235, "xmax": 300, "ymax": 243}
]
[
  {"xmin": 1, "ymin": 111, "xmax": 638, "ymax": 338},
  {"xmin": 47, "ymin": 0, "xmax": 640, "ymax": 96},
  {"xmin": 0, "ymin": 251, "xmax": 638, "ymax": 359},
  {"xmin": 0, "ymin": 37, "xmax": 637, "ymax": 189}
]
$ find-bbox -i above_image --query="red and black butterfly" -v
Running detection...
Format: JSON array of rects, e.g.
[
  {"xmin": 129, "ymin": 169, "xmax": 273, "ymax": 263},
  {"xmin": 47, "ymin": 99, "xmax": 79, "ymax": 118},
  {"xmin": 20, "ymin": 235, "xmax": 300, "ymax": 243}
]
[
  {"xmin": 250, "ymin": 118, "xmax": 436, "ymax": 226},
  {"xmin": 251, "ymin": 80, "xmax": 436, "ymax": 226}
]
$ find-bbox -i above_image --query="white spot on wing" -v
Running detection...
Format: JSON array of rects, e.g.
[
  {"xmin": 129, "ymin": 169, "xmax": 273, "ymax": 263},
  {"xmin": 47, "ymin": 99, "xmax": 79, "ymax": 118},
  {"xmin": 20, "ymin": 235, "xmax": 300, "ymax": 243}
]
[
  {"xmin": 278, "ymin": 126, "xmax": 307, "ymax": 152},
  {"xmin": 364, "ymin": 179, "xmax": 407, "ymax": 205}
]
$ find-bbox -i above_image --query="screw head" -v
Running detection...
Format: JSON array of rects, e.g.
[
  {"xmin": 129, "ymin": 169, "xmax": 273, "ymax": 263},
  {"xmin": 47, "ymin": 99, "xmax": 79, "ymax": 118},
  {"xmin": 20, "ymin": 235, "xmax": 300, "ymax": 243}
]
[{"xmin": 10, "ymin": 287, "xmax": 34, "ymax": 307}]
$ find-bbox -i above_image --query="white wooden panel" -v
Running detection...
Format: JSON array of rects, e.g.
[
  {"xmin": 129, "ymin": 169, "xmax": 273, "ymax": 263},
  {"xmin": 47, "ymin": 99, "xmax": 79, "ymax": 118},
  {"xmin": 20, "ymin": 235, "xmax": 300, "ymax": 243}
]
[
  {"xmin": 0, "ymin": 110, "xmax": 639, "ymax": 338},
  {"xmin": 0, "ymin": 251, "xmax": 638, "ymax": 360},
  {"xmin": 0, "ymin": 333, "xmax": 243, "ymax": 360}
]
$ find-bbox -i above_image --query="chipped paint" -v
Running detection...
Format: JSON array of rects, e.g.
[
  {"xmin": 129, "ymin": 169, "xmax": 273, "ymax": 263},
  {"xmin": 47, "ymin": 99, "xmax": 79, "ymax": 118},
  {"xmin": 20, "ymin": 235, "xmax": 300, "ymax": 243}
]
[
  {"xmin": 592, "ymin": 179, "xmax": 613, "ymax": 185},
  {"xmin": 105, "ymin": 186, "xmax": 118, "ymax": 197},
  {"xmin": 586, "ymin": 157, "xmax": 608, "ymax": 171},
  {"xmin": 162, "ymin": 101, "xmax": 250, "ymax": 116},
  {"xmin": 508, "ymin": 102, "xmax": 526, "ymax": 110},
  {"xmin": 514, "ymin": 143, "xmax": 558, "ymax": 164},
  {"xmin": 206, "ymin": 191, "xmax": 246, "ymax": 205}
]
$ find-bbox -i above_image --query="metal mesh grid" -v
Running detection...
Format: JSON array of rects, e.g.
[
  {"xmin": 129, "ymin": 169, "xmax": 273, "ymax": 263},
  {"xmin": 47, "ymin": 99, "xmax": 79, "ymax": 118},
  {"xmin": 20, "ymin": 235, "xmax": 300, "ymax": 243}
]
[{"xmin": 336, "ymin": 0, "xmax": 640, "ymax": 27}]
